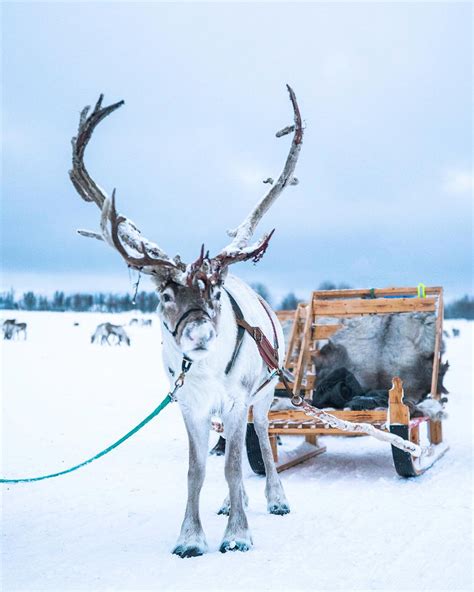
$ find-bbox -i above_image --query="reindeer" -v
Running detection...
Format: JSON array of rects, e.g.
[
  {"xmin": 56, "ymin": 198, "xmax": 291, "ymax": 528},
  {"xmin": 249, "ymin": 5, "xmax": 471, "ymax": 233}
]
[
  {"xmin": 91, "ymin": 322, "xmax": 130, "ymax": 346},
  {"xmin": 91, "ymin": 323, "xmax": 108, "ymax": 345},
  {"xmin": 3, "ymin": 320, "xmax": 27, "ymax": 340},
  {"xmin": 69, "ymin": 87, "xmax": 303, "ymax": 557},
  {"xmin": 129, "ymin": 318, "xmax": 153, "ymax": 327}
]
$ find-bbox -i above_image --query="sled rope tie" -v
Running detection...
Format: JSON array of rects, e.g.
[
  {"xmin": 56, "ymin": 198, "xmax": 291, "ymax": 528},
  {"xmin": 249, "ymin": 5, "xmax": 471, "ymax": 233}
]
[
  {"xmin": 417, "ymin": 283, "xmax": 426, "ymax": 298},
  {"xmin": 0, "ymin": 358, "xmax": 193, "ymax": 484},
  {"xmin": 284, "ymin": 375, "xmax": 427, "ymax": 458}
]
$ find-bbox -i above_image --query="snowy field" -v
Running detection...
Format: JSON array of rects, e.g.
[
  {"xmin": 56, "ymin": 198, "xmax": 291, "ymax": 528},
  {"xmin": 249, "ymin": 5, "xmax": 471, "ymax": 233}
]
[{"xmin": 1, "ymin": 312, "xmax": 472, "ymax": 592}]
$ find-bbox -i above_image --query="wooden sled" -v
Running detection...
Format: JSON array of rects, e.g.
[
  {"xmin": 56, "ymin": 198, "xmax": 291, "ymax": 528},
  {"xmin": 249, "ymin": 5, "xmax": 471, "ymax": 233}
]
[{"xmin": 246, "ymin": 286, "xmax": 448, "ymax": 476}]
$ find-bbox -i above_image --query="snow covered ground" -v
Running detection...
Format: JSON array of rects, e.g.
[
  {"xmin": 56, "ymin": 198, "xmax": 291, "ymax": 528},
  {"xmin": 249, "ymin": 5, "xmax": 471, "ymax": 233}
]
[{"xmin": 1, "ymin": 312, "xmax": 472, "ymax": 591}]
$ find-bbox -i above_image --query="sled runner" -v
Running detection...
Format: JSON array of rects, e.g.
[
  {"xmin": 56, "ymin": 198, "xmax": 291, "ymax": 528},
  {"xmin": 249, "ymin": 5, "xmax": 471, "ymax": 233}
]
[{"xmin": 246, "ymin": 286, "xmax": 448, "ymax": 476}]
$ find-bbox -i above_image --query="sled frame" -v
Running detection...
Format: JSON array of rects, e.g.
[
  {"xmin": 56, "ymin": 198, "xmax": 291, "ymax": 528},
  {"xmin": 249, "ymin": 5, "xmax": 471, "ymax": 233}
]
[{"xmin": 260, "ymin": 287, "xmax": 447, "ymax": 475}]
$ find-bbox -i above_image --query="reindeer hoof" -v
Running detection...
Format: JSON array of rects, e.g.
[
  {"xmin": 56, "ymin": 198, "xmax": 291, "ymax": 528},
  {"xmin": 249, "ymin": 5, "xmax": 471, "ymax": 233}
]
[
  {"xmin": 217, "ymin": 505, "xmax": 230, "ymax": 516},
  {"xmin": 172, "ymin": 544, "xmax": 205, "ymax": 558},
  {"xmin": 219, "ymin": 539, "xmax": 252, "ymax": 553},
  {"xmin": 268, "ymin": 502, "xmax": 290, "ymax": 515}
]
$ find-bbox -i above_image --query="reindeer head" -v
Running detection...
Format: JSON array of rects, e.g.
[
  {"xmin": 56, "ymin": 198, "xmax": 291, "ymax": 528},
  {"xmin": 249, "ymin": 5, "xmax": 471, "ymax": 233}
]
[
  {"xmin": 69, "ymin": 87, "xmax": 303, "ymax": 360},
  {"xmin": 158, "ymin": 278, "xmax": 221, "ymax": 359}
]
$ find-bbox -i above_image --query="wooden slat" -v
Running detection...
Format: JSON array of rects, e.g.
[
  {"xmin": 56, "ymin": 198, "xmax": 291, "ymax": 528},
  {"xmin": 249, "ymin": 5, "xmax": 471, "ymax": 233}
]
[
  {"xmin": 283, "ymin": 303, "xmax": 307, "ymax": 369},
  {"xmin": 312, "ymin": 324, "xmax": 342, "ymax": 339},
  {"xmin": 429, "ymin": 420, "xmax": 443, "ymax": 445},
  {"xmin": 292, "ymin": 302, "xmax": 314, "ymax": 396},
  {"xmin": 410, "ymin": 424, "xmax": 420, "ymax": 445},
  {"xmin": 276, "ymin": 310, "xmax": 296, "ymax": 322},
  {"xmin": 270, "ymin": 435, "xmax": 278, "ymax": 462},
  {"xmin": 268, "ymin": 409, "xmax": 387, "ymax": 423},
  {"xmin": 312, "ymin": 286, "xmax": 442, "ymax": 299},
  {"xmin": 313, "ymin": 297, "xmax": 436, "ymax": 316},
  {"xmin": 388, "ymin": 377, "xmax": 409, "ymax": 425},
  {"xmin": 269, "ymin": 427, "xmax": 367, "ymax": 436},
  {"xmin": 430, "ymin": 288, "xmax": 443, "ymax": 399},
  {"xmin": 276, "ymin": 446, "xmax": 326, "ymax": 472},
  {"xmin": 428, "ymin": 278, "xmax": 444, "ymax": 446}
]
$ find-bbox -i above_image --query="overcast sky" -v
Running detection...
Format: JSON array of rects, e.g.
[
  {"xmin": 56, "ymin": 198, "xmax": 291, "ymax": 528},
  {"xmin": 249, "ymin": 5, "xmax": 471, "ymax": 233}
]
[{"xmin": 2, "ymin": 2, "xmax": 472, "ymax": 303}]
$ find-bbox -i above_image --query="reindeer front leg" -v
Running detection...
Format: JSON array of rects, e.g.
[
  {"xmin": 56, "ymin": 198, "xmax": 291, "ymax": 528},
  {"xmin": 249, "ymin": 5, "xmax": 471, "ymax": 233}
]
[
  {"xmin": 172, "ymin": 410, "xmax": 210, "ymax": 558},
  {"xmin": 252, "ymin": 396, "xmax": 290, "ymax": 515},
  {"xmin": 220, "ymin": 405, "xmax": 253, "ymax": 553}
]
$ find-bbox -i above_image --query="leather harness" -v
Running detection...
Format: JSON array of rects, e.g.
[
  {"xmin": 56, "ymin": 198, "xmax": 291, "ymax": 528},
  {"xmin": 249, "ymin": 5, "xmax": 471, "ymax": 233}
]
[
  {"xmin": 224, "ymin": 289, "xmax": 280, "ymax": 378},
  {"xmin": 166, "ymin": 289, "xmax": 284, "ymax": 395}
]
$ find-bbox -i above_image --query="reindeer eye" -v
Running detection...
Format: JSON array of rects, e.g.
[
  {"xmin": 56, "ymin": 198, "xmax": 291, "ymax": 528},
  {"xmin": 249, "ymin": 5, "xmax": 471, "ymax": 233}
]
[
  {"xmin": 162, "ymin": 293, "xmax": 172, "ymax": 303},
  {"xmin": 215, "ymin": 291, "xmax": 221, "ymax": 301}
]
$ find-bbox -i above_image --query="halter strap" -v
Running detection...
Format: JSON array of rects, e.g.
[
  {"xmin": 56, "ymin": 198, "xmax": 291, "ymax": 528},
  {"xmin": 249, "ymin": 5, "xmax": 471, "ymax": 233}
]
[{"xmin": 163, "ymin": 307, "xmax": 210, "ymax": 338}]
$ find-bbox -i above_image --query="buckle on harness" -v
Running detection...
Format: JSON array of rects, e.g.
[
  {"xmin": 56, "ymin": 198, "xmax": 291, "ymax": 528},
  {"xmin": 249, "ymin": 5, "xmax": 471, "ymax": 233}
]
[{"xmin": 252, "ymin": 327, "xmax": 263, "ymax": 343}]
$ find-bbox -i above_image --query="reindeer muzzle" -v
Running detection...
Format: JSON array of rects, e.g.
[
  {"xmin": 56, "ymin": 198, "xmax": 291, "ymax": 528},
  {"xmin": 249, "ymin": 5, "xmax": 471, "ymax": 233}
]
[{"xmin": 178, "ymin": 311, "xmax": 216, "ymax": 358}]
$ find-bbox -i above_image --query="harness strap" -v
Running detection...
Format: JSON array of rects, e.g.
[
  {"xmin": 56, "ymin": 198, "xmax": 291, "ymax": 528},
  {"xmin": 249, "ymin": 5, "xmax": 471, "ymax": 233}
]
[
  {"xmin": 257, "ymin": 296, "xmax": 279, "ymax": 351},
  {"xmin": 235, "ymin": 318, "xmax": 280, "ymax": 370},
  {"xmin": 224, "ymin": 289, "xmax": 280, "ymax": 374},
  {"xmin": 224, "ymin": 290, "xmax": 247, "ymax": 375}
]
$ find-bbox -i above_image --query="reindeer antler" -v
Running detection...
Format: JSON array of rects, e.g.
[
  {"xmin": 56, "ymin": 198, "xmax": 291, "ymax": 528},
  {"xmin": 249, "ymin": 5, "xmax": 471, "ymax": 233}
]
[
  {"xmin": 211, "ymin": 84, "xmax": 303, "ymax": 270},
  {"xmin": 69, "ymin": 95, "xmax": 185, "ymax": 279},
  {"xmin": 70, "ymin": 88, "xmax": 303, "ymax": 286},
  {"xmin": 70, "ymin": 95, "xmax": 124, "ymax": 208}
]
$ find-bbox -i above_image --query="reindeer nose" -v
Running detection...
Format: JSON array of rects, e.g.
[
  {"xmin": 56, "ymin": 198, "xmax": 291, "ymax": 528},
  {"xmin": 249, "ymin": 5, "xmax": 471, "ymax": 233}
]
[{"xmin": 183, "ymin": 322, "xmax": 215, "ymax": 347}]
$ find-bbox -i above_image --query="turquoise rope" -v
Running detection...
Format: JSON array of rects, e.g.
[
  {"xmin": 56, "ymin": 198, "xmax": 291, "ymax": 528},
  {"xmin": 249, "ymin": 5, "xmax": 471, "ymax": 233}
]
[{"xmin": 1, "ymin": 394, "xmax": 173, "ymax": 484}]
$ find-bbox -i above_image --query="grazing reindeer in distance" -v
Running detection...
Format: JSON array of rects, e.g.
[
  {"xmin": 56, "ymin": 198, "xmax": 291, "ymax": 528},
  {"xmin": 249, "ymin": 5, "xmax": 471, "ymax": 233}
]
[
  {"xmin": 69, "ymin": 86, "xmax": 303, "ymax": 556},
  {"xmin": 129, "ymin": 318, "xmax": 153, "ymax": 327},
  {"xmin": 3, "ymin": 320, "xmax": 27, "ymax": 341},
  {"xmin": 91, "ymin": 322, "xmax": 130, "ymax": 346}
]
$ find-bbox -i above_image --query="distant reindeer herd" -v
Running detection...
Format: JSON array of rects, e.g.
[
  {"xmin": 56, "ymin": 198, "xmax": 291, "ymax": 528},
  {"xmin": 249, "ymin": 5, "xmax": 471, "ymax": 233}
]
[
  {"xmin": 2, "ymin": 317, "xmax": 153, "ymax": 344},
  {"xmin": 0, "ymin": 314, "xmax": 462, "ymax": 348},
  {"xmin": 90, "ymin": 318, "xmax": 153, "ymax": 346}
]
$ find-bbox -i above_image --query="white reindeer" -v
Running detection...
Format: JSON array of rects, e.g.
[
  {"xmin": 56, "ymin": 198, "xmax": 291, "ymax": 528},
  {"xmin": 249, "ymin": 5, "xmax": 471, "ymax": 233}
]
[{"xmin": 69, "ymin": 87, "xmax": 303, "ymax": 556}]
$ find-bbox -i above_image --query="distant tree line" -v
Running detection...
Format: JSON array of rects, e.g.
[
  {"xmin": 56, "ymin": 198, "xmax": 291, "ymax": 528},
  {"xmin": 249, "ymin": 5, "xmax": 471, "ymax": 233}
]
[
  {"xmin": 2, "ymin": 287, "xmax": 470, "ymax": 318},
  {"xmin": 0, "ymin": 290, "xmax": 159, "ymax": 313},
  {"xmin": 0, "ymin": 282, "xmax": 349, "ymax": 313},
  {"xmin": 444, "ymin": 295, "xmax": 474, "ymax": 320},
  {"xmin": 252, "ymin": 281, "xmax": 353, "ymax": 310}
]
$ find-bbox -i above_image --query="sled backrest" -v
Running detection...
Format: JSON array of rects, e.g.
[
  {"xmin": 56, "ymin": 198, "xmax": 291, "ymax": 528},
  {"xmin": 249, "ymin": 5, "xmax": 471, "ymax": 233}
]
[{"xmin": 291, "ymin": 287, "xmax": 444, "ymax": 400}]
